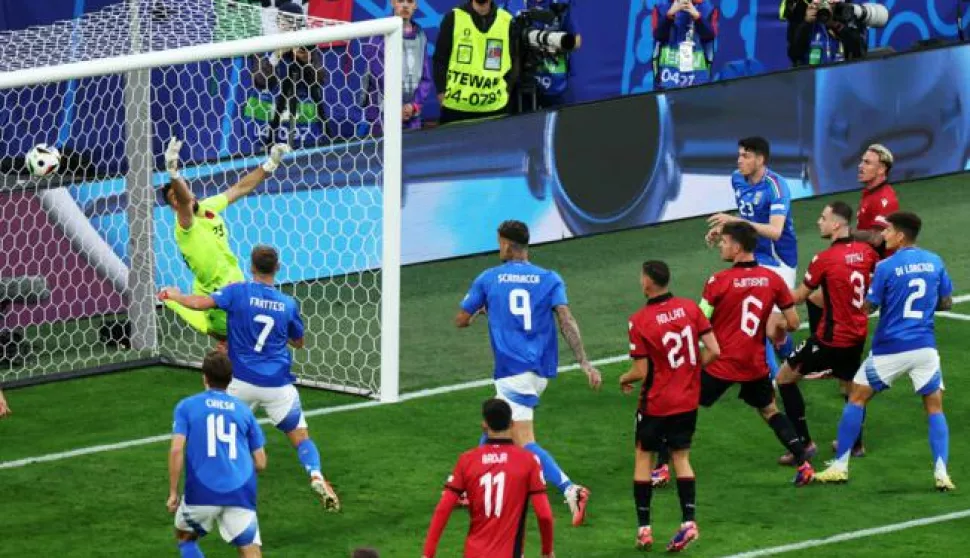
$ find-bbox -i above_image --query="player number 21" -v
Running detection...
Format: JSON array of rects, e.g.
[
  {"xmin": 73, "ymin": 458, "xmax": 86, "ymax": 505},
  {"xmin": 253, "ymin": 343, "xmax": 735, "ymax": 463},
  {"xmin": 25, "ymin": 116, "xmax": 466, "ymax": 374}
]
[
  {"xmin": 206, "ymin": 413, "xmax": 238, "ymax": 460},
  {"xmin": 509, "ymin": 289, "xmax": 532, "ymax": 331},
  {"xmin": 479, "ymin": 471, "xmax": 506, "ymax": 518},
  {"xmin": 662, "ymin": 325, "xmax": 696, "ymax": 368},
  {"xmin": 253, "ymin": 314, "xmax": 275, "ymax": 352}
]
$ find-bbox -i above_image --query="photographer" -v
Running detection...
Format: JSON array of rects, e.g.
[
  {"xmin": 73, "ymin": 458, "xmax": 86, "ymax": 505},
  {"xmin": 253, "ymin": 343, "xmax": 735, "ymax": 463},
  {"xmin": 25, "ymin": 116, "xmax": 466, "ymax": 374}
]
[
  {"xmin": 433, "ymin": 0, "xmax": 519, "ymax": 124},
  {"xmin": 504, "ymin": 0, "xmax": 581, "ymax": 109},
  {"xmin": 783, "ymin": 0, "xmax": 870, "ymax": 66},
  {"xmin": 652, "ymin": 0, "xmax": 718, "ymax": 90}
]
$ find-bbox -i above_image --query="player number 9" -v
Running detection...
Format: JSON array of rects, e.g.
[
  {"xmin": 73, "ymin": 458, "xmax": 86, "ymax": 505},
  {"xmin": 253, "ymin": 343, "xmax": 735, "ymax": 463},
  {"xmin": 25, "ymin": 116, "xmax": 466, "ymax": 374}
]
[{"xmin": 509, "ymin": 289, "xmax": 532, "ymax": 331}]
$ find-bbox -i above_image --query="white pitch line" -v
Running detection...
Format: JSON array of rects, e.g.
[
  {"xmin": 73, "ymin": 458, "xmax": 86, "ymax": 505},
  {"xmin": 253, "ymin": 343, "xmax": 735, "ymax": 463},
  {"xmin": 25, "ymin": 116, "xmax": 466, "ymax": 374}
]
[
  {"xmin": 3, "ymin": 295, "xmax": 968, "ymax": 471},
  {"xmin": 718, "ymin": 508, "xmax": 970, "ymax": 558},
  {"xmin": 0, "ymin": 354, "xmax": 629, "ymax": 470}
]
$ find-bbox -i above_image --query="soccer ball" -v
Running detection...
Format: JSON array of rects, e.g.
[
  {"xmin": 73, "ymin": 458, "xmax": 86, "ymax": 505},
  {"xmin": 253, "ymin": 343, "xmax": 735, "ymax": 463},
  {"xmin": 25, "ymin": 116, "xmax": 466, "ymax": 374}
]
[{"xmin": 26, "ymin": 144, "xmax": 61, "ymax": 177}]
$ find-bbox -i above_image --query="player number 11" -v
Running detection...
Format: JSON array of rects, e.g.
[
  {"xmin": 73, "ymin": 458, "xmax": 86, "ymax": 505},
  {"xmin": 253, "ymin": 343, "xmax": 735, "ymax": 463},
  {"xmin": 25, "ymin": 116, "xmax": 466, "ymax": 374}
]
[{"xmin": 479, "ymin": 471, "xmax": 506, "ymax": 518}]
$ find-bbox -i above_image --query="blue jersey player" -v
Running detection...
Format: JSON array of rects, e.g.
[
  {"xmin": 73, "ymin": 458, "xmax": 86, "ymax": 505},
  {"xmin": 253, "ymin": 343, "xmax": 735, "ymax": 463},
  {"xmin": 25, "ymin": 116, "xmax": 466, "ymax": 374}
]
[
  {"xmin": 161, "ymin": 245, "xmax": 340, "ymax": 511},
  {"xmin": 168, "ymin": 350, "xmax": 267, "ymax": 558},
  {"xmin": 456, "ymin": 220, "xmax": 603, "ymax": 526},
  {"xmin": 815, "ymin": 212, "xmax": 955, "ymax": 491},
  {"xmin": 707, "ymin": 136, "xmax": 798, "ymax": 377}
]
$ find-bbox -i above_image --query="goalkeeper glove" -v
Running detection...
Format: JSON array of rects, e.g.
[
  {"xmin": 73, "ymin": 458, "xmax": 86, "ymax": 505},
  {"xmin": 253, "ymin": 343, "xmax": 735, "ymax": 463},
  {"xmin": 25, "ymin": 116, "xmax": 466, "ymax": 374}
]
[
  {"xmin": 165, "ymin": 137, "xmax": 184, "ymax": 180},
  {"xmin": 262, "ymin": 143, "xmax": 292, "ymax": 173}
]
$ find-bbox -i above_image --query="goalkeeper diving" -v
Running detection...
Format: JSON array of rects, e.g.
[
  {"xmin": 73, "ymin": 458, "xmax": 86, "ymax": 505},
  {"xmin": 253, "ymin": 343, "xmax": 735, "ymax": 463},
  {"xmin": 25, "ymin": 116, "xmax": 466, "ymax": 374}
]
[{"xmin": 161, "ymin": 138, "xmax": 291, "ymax": 340}]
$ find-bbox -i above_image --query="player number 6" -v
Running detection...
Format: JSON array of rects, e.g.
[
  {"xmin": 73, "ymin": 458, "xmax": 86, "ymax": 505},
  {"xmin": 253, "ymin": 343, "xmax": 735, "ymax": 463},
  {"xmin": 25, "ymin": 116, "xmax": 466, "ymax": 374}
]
[{"xmin": 741, "ymin": 295, "xmax": 763, "ymax": 337}]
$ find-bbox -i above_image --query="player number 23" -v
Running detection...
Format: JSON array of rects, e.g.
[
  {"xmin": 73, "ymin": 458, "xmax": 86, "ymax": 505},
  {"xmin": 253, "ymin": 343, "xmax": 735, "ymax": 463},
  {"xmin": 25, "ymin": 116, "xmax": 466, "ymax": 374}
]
[
  {"xmin": 509, "ymin": 289, "xmax": 532, "ymax": 331},
  {"xmin": 479, "ymin": 471, "xmax": 506, "ymax": 518}
]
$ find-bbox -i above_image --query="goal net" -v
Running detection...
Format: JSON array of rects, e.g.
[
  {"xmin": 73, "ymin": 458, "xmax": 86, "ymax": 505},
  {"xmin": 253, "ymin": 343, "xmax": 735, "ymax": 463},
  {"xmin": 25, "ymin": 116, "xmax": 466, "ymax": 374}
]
[{"xmin": 0, "ymin": 1, "xmax": 402, "ymax": 401}]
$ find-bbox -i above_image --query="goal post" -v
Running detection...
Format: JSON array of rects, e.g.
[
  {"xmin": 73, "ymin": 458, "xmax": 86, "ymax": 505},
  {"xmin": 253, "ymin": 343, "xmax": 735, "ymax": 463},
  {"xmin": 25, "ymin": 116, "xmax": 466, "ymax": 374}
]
[{"xmin": 0, "ymin": 3, "xmax": 403, "ymax": 402}]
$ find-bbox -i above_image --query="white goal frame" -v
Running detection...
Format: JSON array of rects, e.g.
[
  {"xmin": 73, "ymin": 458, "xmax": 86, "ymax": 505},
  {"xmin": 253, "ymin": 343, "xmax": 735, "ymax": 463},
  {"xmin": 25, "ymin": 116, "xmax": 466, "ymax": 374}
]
[{"xmin": 0, "ymin": 16, "xmax": 404, "ymax": 403}]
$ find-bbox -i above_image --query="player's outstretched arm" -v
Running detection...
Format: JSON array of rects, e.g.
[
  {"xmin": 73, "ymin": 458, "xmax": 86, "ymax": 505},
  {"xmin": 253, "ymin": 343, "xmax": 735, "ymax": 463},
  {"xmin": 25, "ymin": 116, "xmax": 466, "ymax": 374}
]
[
  {"xmin": 158, "ymin": 287, "xmax": 217, "ymax": 310},
  {"xmin": 851, "ymin": 228, "xmax": 885, "ymax": 248},
  {"xmin": 167, "ymin": 434, "xmax": 186, "ymax": 513},
  {"xmin": 0, "ymin": 388, "xmax": 11, "ymax": 418},
  {"xmin": 699, "ymin": 330, "xmax": 721, "ymax": 366},
  {"xmin": 789, "ymin": 283, "xmax": 814, "ymax": 305},
  {"xmin": 554, "ymin": 305, "xmax": 602, "ymax": 389},
  {"xmin": 708, "ymin": 212, "xmax": 785, "ymax": 240},
  {"xmin": 421, "ymin": 489, "xmax": 460, "ymax": 558},
  {"xmin": 224, "ymin": 144, "xmax": 292, "ymax": 205},
  {"xmin": 531, "ymin": 492, "xmax": 555, "ymax": 557}
]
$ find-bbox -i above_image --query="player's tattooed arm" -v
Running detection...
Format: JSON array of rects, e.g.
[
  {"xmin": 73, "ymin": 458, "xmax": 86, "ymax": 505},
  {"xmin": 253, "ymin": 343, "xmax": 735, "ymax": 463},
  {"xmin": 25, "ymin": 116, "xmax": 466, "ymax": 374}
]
[
  {"xmin": 851, "ymin": 228, "xmax": 885, "ymax": 247},
  {"xmin": 937, "ymin": 296, "xmax": 954, "ymax": 311},
  {"xmin": 555, "ymin": 305, "xmax": 602, "ymax": 389}
]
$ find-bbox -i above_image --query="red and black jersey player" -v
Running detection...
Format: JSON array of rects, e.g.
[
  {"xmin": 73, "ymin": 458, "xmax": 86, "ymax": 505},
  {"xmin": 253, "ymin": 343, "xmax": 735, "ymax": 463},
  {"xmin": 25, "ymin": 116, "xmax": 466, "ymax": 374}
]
[
  {"xmin": 422, "ymin": 398, "xmax": 555, "ymax": 558},
  {"xmin": 620, "ymin": 260, "xmax": 721, "ymax": 552},
  {"xmin": 701, "ymin": 221, "xmax": 815, "ymax": 486},
  {"xmin": 776, "ymin": 202, "xmax": 879, "ymax": 464}
]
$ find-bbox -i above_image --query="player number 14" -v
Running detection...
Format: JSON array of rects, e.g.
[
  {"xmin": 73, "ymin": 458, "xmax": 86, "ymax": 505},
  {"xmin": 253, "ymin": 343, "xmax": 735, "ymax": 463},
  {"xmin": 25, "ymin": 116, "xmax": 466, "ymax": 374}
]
[
  {"xmin": 206, "ymin": 413, "xmax": 238, "ymax": 460},
  {"xmin": 479, "ymin": 471, "xmax": 506, "ymax": 518}
]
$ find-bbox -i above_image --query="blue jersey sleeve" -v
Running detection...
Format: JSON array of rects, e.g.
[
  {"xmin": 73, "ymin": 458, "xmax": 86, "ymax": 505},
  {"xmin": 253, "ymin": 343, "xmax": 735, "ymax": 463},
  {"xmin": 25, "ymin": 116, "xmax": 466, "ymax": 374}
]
[
  {"xmin": 461, "ymin": 272, "xmax": 488, "ymax": 314},
  {"xmin": 867, "ymin": 262, "xmax": 888, "ymax": 308},
  {"xmin": 288, "ymin": 300, "xmax": 305, "ymax": 341},
  {"xmin": 210, "ymin": 283, "xmax": 237, "ymax": 311},
  {"xmin": 766, "ymin": 174, "xmax": 791, "ymax": 217},
  {"xmin": 172, "ymin": 400, "xmax": 189, "ymax": 436},
  {"xmin": 246, "ymin": 409, "xmax": 266, "ymax": 451},
  {"xmin": 550, "ymin": 272, "xmax": 568, "ymax": 307},
  {"xmin": 939, "ymin": 263, "xmax": 954, "ymax": 299}
]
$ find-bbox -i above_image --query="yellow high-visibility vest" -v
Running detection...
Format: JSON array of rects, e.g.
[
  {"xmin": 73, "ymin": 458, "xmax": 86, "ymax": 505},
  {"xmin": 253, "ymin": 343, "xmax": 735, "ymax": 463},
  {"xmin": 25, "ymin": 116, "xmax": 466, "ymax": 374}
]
[{"xmin": 442, "ymin": 8, "xmax": 512, "ymax": 113}]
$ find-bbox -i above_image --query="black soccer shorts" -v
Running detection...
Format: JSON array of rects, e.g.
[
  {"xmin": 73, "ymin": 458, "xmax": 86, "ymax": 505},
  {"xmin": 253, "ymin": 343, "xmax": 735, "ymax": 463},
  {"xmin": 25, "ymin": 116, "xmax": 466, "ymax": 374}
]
[
  {"xmin": 635, "ymin": 409, "xmax": 698, "ymax": 452},
  {"xmin": 699, "ymin": 369, "xmax": 775, "ymax": 410},
  {"xmin": 787, "ymin": 337, "xmax": 865, "ymax": 382}
]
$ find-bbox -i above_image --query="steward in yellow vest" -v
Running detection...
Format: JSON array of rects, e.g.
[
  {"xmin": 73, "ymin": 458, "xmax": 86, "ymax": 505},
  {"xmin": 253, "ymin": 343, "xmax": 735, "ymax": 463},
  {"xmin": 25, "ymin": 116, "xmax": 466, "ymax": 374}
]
[{"xmin": 433, "ymin": 0, "xmax": 519, "ymax": 124}]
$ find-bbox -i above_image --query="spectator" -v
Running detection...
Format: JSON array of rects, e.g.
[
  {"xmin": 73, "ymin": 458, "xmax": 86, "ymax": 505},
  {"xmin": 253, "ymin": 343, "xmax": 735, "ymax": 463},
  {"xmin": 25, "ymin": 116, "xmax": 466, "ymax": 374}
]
[
  {"xmin": 360, "ymin": 0, "xmax": 433, "ymax": 132},
  {"xmin": 251, "ymin": 1, "xmax": 328, "ymax": 144},
  {"xmin": 433, "ymin": 0, "xmax": 519, "ymax": 125},
  {"xmin": 652, "ymin": 0, "xmax": 718, "ymax": 90},
  {"xmin": 784, "ymin": 0, "xmax": 865, "ymax": 66},
  {"xmin": 504, "ymin": 0, "xmax": 581, "ymax": 110}
]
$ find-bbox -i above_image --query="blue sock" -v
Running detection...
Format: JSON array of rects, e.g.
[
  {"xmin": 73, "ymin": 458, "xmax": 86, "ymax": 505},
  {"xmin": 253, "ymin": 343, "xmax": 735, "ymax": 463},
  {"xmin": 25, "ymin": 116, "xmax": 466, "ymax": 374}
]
[
  {"xmin": 479, "ymin": 432, "xmax": 489, "ymax": 446},
  {"xmin": 525, "ymin": 442, "xmax": 573, "ymax": 493},
  {"xmin": 296, "ymin": 439, "xmax": 322, "ymax": 477},
  {"xmin": 835, "ymin": 403, "xmax": 865, "ymax": 465},
  {"xmin": 178, "ymin": 540, "xmax": 205, "ymax": 558},
  {"xmin": 766, "ymin": 338, "xmax": 780, "ymax": 380},
  {"xmin": 778, "ymin": 334, "xmax": 794, "ymax": 360},
  {"xmin": 928, "ymin": 412, "xmax": 950, "ymax": 473}
]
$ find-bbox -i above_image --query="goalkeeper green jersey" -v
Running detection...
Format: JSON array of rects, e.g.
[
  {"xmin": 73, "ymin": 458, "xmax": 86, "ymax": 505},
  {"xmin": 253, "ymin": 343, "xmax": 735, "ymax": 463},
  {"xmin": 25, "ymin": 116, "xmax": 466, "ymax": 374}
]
[{"xmin": 175, "ymin": 194, "xmax": 245, "ymax": 295}]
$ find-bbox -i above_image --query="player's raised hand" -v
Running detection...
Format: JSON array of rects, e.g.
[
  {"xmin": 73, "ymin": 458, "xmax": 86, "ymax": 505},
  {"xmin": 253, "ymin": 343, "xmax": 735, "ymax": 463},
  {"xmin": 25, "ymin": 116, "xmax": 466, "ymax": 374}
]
[
  {"xmin": 707, "ymin": 212, "xmax": 737, "ymax": 228},
  {"xmin": 582, "ymin": 362, "xmax": 602, "ymax": 390},
  {"xmin": 166, "ymin": 493, "xmax": 180, "ymax": 514},
  {"xmin": 704, "ymin": 227, "xmax": 721, "ymax": 247},
  {"xmin": 262, "ymin": 143, "xmax": 292, "ymax": 173},
  {"xmin": 157, "ymin": 286, "xmax": 182, "ymax": 301},
  {"xmin": 165, "ymin": 137, "xmax": 184, "ymax": 179}
]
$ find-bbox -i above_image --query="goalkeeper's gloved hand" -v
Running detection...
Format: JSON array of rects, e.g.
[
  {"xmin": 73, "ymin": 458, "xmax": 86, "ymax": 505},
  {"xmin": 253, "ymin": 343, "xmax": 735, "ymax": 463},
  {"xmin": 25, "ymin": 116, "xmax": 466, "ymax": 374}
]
[
  {"xmin": 165, "ymin": 137, "xmax": 184, "ymax": 179},
  {"xmin": 262, "ymin": 143, "xmax": 292, "ymax": 173}
]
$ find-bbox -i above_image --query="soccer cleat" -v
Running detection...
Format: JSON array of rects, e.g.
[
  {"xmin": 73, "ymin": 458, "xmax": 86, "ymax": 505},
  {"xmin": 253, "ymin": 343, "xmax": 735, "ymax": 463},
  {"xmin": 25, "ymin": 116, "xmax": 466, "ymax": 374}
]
[
  {"xmin": 666, "ymin": 521, "xmax": 699, "ymax": 552},
  {"xmin": 936, "ymin": 473, "xmax": 956, "ymax": 492},
  {"xmin": 813, "ymin": 464, "xmax": 849, "ymax": 484},
  {"xmin": 565, "ymin": 485, "xmax": 590, "ymax": 526},
  {"xmin": 831, "ymin": 439, "xmax": 866, "ymax": 458},
  {"xmin": 793, "ymin": 462, "xmax": 815, "ymax": 487},
  {"xmin": 651, "ymin": 464, "xmax": 670, "ymax": 487},
  {"xmin": 778, "ymin": 442, "xmax": 817, "ymax": 466},
  {"xmin": 310, "ymin": 474, "xmax": 341, "ymax": 512},
  {"xmin": 636, "ymin": 526, "xmax": 653, "ymax": 550}
]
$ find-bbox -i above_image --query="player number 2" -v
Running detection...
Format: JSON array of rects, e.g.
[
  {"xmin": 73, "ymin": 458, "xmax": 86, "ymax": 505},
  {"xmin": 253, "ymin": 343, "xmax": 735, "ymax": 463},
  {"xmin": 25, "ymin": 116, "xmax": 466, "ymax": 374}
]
[
  {"xmin": 849, "ymin": 271, "xmax": 866, "ymax": 309},
  {"xmin": 253, "ymin": 314, "xmax": 275, "ymax": 352},
  {"xmin": 903, "ymin": 278, "xmax": 927, "ymax": 319},
  {"xmin": 479, "ymin": 471, "xmax": 506, "ymax": 518},
  {"xmin": 509, "ymin": 289, "xmax": 532, "ymax": 331},
  {"xmin": 662, "ymin": 325, "xmax": 697, "ymax": 368},
  {"xmin": 206, "ymin": 413, "xmax": 237, "ymax": 460},
  {"xmin": 741, "ymin": 295, "xmax": 763, "ymax": 337}
]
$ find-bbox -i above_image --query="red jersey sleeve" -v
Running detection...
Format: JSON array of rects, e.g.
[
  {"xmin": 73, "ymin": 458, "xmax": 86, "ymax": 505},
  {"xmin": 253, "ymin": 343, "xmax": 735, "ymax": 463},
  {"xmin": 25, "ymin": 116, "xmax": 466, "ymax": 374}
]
[
  {"xmin": 701, "ymin": 273, "xmax": 723, "ymax": 306},
  {"xmin": 528, "ymin": 454, "xmax": 548, "ymax": 494},
  {"xmin": 444, "ymin": 455, "xmax": 466, "ymax": 494},
  {"xmin": 803, "ymin": 253, "xmax": 826, "ymax": 290},
  {"xmin": 774, "ymin": 273, "xmax": 795, "ymax": 310},
  {"xmin": 628, "ymin": 313, "xmax": 649, "ymax": 359}
]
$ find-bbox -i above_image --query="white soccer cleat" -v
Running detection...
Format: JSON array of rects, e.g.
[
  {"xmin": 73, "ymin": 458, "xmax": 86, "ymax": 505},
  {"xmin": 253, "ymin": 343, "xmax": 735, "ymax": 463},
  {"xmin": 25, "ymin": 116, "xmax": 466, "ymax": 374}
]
[
  {"xmin": 564, "ymin": 484, "xmax": 590, "ymax": 526},
  {"xmin": 936, "ymin": 473, "xmax": 956, "ymax": 492},
  {"xmin": 310, "ymin": 474, "xmax": 341, "ymax": 512}
]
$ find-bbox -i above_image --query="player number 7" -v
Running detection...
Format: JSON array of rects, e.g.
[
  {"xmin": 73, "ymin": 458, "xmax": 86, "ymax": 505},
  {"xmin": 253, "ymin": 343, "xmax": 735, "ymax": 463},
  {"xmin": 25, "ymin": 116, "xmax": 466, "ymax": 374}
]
[{"xmin": 254, "ymin": 314, "xmax": 275, "ymax": 352}]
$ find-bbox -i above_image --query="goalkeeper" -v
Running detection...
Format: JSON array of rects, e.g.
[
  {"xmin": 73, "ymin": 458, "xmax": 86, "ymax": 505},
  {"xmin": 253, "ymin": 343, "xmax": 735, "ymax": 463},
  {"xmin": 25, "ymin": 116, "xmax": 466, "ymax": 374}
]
[{"xmin": 161, "ymin": 138, "xmax": 291, "ymax": 339}]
